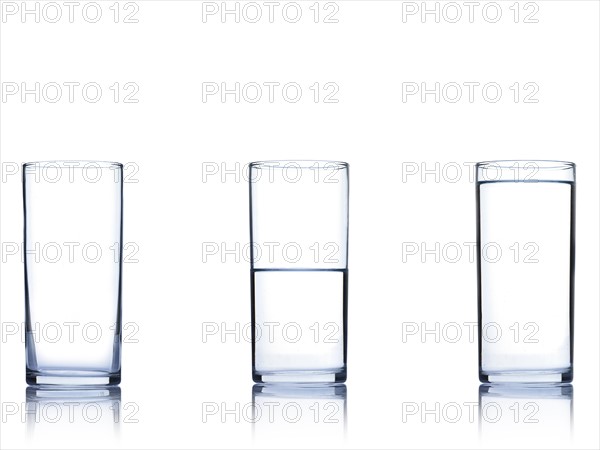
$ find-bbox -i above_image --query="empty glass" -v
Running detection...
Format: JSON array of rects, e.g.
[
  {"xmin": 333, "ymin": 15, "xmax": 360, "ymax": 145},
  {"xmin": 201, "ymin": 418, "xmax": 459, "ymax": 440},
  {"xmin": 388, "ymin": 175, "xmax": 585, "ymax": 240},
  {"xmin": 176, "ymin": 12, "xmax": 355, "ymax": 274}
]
[{"xmin": 23, "ymin": 161, "xmax": 123, "ymax": 386}]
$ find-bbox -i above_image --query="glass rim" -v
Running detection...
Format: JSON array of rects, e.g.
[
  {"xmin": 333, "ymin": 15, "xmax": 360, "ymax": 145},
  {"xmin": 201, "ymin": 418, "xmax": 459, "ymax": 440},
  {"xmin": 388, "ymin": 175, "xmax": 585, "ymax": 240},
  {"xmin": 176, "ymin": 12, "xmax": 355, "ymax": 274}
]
[
  {"xmin": 23, "ymin": 160, "xmax": 123, "ymax": 168},
  {"xmin": 475, "ymin": 160, "xmax": 575, "ymax": 170},
  {"xmin": 249, "ymin": 160, "xmax": 348, "ymax": 169}
]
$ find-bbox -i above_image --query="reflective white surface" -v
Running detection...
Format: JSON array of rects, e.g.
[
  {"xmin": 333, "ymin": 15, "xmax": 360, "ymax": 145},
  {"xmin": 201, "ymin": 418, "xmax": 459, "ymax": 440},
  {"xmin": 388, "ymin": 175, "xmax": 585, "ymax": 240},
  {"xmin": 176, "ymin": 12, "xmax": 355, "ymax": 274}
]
[{"xmin": 1, "ymin": 1, "xmax": 598, "ymax": 448}]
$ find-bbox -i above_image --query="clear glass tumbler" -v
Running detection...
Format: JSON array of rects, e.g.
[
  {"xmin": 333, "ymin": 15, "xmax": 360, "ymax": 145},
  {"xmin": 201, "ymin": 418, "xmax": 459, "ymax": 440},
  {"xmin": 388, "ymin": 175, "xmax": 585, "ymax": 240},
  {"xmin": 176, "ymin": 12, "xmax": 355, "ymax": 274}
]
[
  {"xmin": 249, "ymin": 160, "xmax": 349, "ymax": 383},
  {"xmin": 24, "ymin": 161, "xmax": 123, "ymax": 386},
  {"xmin": 476, "ymin": 160, "xmax": 575, "ymax": 383}
]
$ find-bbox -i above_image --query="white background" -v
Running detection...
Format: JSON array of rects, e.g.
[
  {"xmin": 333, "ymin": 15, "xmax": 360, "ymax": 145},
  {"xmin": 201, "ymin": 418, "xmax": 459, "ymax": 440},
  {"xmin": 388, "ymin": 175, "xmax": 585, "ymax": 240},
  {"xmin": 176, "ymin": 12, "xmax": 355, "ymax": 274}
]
[{"xmin": 1, "ymin": 1, "xmax": 598, "ymax": 448}]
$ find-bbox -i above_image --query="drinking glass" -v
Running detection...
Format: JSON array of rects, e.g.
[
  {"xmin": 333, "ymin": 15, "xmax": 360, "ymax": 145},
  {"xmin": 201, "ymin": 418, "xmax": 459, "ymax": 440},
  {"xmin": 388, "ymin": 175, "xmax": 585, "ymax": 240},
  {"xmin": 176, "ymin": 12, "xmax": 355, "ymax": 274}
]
[
  {"xmin": 249, "ymin": 160, "xmax": 349, "ymax": 383},
  {"xmin": 24, "ymin": 161, "xmax": 123, "ymax": 386},
  {"xmin": 476, "ymin": 160, "xmax": 575, "ymax": 383}
]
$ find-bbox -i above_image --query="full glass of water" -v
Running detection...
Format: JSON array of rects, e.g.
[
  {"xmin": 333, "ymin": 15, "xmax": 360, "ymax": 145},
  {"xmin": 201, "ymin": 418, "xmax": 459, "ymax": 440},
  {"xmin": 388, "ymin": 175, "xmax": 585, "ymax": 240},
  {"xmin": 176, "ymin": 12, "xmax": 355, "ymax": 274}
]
[
  {"xmin": 24, "ymin": 161, "xmax": 123, "ymax": 386},
  {"xmin": 249, "ymin": 160, "xmax": 349, "ymax": 383},
  {"xmin": 476, "ymin": 160, "xmax": 575, "ymax": 383}
]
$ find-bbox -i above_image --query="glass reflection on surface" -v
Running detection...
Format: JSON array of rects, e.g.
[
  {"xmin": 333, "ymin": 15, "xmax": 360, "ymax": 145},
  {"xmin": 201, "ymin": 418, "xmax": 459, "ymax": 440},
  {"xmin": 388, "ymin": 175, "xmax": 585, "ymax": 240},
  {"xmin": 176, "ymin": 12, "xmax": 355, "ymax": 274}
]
[
  {"xmin": 252, "ymin": 383, "xmax": 346, "ymax": 445},
  {"xmin": 25, "ymin": 386, "xmax": 121, "ymax": 436},
  {"xmin": 479, "ymin": 383, "xmax": 572, "ymax": 446}
]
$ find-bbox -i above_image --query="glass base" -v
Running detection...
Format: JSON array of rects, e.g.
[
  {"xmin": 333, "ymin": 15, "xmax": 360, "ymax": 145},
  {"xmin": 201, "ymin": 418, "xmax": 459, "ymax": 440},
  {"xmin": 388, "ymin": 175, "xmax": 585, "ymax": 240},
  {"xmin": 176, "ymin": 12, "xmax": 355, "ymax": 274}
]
[
  {"xmin": 253, "ymin": 368, "xmax": 346, "ymax": 383},
  {"xmin": 27, "ymin": 369, "xmax": 121, "ymax": 386},
  {"xmin": 479, "ymin": 368, "xmax": 572, "ymax": 383}
]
